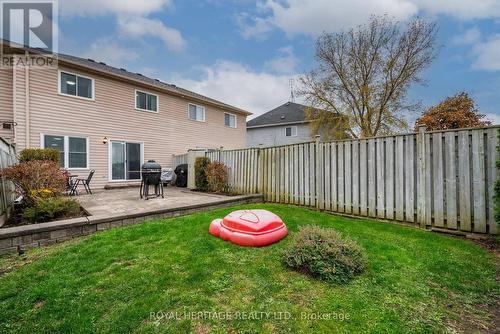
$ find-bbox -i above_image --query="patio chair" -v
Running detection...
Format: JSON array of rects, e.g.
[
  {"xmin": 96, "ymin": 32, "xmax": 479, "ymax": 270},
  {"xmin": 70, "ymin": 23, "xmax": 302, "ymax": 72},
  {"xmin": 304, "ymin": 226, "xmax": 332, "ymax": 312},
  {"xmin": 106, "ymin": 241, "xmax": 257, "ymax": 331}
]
[{"xmin": 72, "ymin": 170, "xmax": 95, "ymax": 195}]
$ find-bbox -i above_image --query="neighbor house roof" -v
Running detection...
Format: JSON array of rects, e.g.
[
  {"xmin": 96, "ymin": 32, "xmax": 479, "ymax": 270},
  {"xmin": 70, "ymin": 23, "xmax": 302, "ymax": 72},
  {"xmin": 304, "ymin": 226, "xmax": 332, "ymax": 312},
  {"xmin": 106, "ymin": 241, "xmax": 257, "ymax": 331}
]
[
  {"xmin": 1, "ymin": 40, "xmax": 251, "ymax": 116},
  {"xmin": 247, "ymin": 102, "xmax": 311, "ymax": 128}
]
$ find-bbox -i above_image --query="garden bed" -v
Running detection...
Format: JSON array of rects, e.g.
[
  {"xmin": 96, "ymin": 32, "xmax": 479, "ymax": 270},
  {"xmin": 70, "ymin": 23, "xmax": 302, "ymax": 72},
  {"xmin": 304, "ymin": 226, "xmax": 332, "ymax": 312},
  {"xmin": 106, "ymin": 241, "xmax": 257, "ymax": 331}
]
[{"xmin": 0, "ymin": 204, "xmax": 498, "ymax": 333}]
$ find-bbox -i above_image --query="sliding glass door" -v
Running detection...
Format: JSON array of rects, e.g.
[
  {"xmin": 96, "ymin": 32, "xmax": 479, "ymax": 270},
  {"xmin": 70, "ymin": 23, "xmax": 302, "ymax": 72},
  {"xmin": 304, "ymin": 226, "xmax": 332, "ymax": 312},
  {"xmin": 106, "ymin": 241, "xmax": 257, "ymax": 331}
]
[{"xmin": 111, "ymin": 141, "xmax": 142, "ymax": 181}]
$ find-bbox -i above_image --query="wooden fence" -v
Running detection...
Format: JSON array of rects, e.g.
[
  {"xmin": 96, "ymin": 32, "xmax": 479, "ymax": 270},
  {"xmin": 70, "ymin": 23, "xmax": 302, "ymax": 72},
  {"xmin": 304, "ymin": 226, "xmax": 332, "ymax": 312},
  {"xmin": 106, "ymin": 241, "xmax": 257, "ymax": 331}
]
[
  {"xmin": 181, "ymin": 126, "xmax": 499, "ymax": 235},
  {"xmin": 0, "ymin": 139, "xmax": 16, "ymax": 226}
]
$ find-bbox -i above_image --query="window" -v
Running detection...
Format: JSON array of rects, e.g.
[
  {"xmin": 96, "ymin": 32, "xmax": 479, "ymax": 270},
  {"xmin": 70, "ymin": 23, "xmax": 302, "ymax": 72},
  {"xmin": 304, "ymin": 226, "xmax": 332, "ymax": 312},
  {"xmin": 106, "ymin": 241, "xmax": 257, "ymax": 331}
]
[
  {"xmin": 224, "ymin": 113, "xmax": 236, "ymax": 128},
  {"xmin": 43, "ymin": 134, "xmax": 88, "ymax": 169},
  {"xmin": 188, "ymin": 103, "xmax": 205, "ymax": 122},
  {"xmin": 136, "ymin": 90, "xmax": 158, "ymax": 112},
  {"xmin": 59, "ymin": 71, "xmax": 93, "ymax": 99},
  {"xmin": 285, "ymin": 126, "xmax": 298, "ymax": 137}
]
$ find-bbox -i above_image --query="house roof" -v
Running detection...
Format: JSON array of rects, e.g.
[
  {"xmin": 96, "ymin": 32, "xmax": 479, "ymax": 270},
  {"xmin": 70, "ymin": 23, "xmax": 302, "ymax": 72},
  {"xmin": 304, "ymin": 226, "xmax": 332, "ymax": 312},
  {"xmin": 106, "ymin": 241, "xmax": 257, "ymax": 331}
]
[
  {"xmin": 1, "ymin": 40, "xmax": 252, "ymax": 116},
  {"xmin": 247, "ymin": 102, "xmax": 311, "ymax": 128}
]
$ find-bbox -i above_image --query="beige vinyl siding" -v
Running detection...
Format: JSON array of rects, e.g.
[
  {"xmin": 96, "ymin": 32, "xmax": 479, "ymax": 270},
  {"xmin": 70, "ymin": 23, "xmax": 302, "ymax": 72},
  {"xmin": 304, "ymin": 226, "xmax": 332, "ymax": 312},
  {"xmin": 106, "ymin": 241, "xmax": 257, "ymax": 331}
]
[
  {"xmin": 18, "ymin": 67, "xmax": 246, "ymax": 189},
  {"xmin": 0, "ymin": 68, "xmax": 13, "ymax": 140}
]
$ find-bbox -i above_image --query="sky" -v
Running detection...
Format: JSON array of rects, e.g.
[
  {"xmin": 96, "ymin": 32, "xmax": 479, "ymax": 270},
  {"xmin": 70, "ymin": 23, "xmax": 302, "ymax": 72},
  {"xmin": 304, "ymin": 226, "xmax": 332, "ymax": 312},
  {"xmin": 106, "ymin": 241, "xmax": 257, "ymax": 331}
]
[{"xmin": 57, "ymin": 0, "xmax": 500, "ymax": 124}]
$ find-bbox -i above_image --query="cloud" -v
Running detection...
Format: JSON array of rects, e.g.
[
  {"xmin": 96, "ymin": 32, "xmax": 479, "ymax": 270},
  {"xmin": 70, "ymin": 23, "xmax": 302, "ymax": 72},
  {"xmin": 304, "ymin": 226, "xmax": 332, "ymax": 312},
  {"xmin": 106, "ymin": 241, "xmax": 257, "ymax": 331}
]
[
  {"xmin": 471, "ymin": 35, "xmax": 500, "ymax": 71},
  {"xmin": 60, "ymin": 0, "xmax": 172, "ymax": 17},
  {"xmin": 485, "ymin": 113, "xmax": 500, "ymax": 125},
  {"xmin": 264, "ymin": 46, "xmax": 299, "ymax": 74},
  {"xmin": 452, "ymin": 27, "xmax": 481, "ymax": 45},
  {"xmin": 81, "ymin": 38, "xmax": 139, "ymax": 67},
  {"xmin": 172, "ymin": 60, "xmax": 301, "ymax": 117},
  {"xmin": 117, "ymin": 16, "xmax": 186, "ymax": 52},
  {"xmin": 241, "ymin": 0, "xmax": 500, "ymax": 38}
]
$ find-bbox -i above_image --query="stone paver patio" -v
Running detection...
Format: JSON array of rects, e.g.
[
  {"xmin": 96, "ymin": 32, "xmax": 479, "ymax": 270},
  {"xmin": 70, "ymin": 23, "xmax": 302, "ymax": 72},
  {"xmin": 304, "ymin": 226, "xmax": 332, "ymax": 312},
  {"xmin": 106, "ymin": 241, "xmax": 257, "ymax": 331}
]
[{"xmin": 77, "ymin": 186, "xmax": 253, "ymax": 216}]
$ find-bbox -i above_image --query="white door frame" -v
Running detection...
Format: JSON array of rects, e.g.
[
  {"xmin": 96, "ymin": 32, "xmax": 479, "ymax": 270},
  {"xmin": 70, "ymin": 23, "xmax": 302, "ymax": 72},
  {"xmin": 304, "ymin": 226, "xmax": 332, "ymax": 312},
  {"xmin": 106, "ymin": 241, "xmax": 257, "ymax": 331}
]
[{"xmin": 107, "ymin": 140, "xmax": 144, "ymax": 182}]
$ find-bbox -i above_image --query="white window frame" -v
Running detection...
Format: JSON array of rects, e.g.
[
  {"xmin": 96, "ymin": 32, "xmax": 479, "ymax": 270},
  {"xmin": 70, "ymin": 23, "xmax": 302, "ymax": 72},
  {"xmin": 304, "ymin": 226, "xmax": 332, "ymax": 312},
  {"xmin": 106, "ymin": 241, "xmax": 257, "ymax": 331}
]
[
  {"xmin": 285, "ymin": 126, "xmax": 298, "ymax": 137},
  {"xmin": 107, "ymin": 139, "xmax": 145, "ymax": 182},
  {"xmin": 135, "ymin": 89, "xmax": 159, "ymax": 113},
  {"xmin": 188, "ymin": 103, "xmax": 205, "ymax": 122},
  {"xmin": 224, "ymin": 112, "xmax": 237, "ymax": 128},
  {"xmin": 58, "ymin": 70, "xmax": 95, "ymax": 101},
  {"xmin": 40, "ymin": 134, "xmax": 90, "ymax": 170}
]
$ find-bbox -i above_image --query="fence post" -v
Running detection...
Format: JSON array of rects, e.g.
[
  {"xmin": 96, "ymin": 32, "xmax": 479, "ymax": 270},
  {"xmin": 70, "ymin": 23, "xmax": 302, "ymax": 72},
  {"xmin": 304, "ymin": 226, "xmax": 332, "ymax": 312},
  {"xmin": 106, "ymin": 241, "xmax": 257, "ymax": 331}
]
[
  {"xmin": 315, "ymin": 135, "xmax": 323, "ymax": 210},
  {"xmin": 416, "ymin": 125, "xmax": 427, "ymax": 229}
]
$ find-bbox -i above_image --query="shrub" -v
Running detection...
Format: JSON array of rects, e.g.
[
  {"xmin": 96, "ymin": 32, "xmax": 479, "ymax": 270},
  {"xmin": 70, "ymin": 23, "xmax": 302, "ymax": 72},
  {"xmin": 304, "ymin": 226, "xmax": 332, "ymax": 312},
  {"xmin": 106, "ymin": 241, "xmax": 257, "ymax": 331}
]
[
  {"xmin": 22, "ymin": 197, "xmax": 81, "ymax": 224},
  {"xmin": 282, "ymin": 225, "xmax": 367, "ymax": 284},
  {"xmin": 194, "ymin": 156, "xmax": 210, "ymax": 191},
  {"xmin": 205, "ymin": 162, "xmax": 228, "ymax": 193},
  {"xmin": 0, "ymin": 160, "xmax": 67, "ymax": 205},
  {"xmin": 19, "ymin": 148, "xmax": 60, "ymax": 164}
]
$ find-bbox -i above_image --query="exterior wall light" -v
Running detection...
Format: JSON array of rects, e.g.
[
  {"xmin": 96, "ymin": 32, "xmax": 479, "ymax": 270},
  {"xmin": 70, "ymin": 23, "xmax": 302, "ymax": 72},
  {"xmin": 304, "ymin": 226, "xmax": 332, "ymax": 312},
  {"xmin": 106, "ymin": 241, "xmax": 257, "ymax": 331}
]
[{"xmin": 102, "ymin": 137, "xmax": 108, "ymax": 144}]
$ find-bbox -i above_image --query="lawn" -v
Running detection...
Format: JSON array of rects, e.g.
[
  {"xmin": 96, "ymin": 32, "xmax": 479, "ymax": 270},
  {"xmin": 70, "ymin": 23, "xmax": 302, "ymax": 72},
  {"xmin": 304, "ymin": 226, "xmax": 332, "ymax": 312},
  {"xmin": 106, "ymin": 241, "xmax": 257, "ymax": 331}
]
[{"xmin": 0, "ymin": 204, "xmax": 498, "ymax": 333}]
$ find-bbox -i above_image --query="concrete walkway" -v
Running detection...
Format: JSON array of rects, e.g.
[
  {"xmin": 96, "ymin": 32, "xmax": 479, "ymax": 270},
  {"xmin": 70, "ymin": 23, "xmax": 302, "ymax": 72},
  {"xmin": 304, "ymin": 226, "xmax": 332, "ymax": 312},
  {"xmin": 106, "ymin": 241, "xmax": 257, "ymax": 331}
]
[{"xmin": 77, "ymin": 186, "xmax": 254, "ymax": 216}]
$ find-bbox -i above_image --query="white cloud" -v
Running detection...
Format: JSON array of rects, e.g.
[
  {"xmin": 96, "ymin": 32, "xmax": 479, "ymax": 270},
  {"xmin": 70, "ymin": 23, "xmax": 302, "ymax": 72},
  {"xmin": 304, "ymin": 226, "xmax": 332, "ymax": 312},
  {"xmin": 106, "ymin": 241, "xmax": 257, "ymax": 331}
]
[
  {"xmin": 452, "ymin": 27, "xmax": 481, "ymax": 45},
  {"xmin": 264, "ymin": 46, "xmax": 299, "ymax": 74},
  {"xmin": 172, "ymin": 60, "xmax": 301, "ymax": 117},
  {"xmin": 471, "ymin": 34, "xmax": 500, "ymax": 71},
  {"xmin": 241, "ymin": 0, "xmax": 500, "ymax": 38},
  {"xmin": 117, "ymin": 16, "xmax": 186, "ymax": 52},
  {"xmin": 81, "ymin": 38, "xmax": 139, "ymax": 67},
  {"xmin": 60, "ymin": 0, "xmax": 172, "ymax": 17},
  {"xmin": 485, "ymin": 113, "xmax": 500, "ymax": 125}
]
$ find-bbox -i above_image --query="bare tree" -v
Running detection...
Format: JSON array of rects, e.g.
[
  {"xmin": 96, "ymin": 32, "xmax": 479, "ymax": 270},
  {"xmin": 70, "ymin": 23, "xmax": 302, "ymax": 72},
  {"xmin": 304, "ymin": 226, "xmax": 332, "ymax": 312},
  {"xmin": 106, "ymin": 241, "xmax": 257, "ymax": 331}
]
[{"xmin": 300, "ymin": 16, "xmax": 438, "ymax": 138}]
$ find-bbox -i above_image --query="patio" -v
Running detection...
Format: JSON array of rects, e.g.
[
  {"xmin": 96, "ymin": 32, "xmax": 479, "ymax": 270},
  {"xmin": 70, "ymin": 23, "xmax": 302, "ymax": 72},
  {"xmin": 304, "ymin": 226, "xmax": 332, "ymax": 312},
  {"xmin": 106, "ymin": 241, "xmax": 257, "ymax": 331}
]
[{"xmin": 76, "ymin": 186, "xmax": 255, "ymax": 217}]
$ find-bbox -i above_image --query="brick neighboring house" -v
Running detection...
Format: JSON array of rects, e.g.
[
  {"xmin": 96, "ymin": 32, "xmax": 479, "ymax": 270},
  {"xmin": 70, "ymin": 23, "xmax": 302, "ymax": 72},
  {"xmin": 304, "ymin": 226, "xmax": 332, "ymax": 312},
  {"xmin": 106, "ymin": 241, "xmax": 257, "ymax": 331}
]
[
  {"xmin": 0, "ymin": 42, "xmax": 250, "ymax": 189},
  {"xmin": 246, "ymin": 102, "xmax": 313, "ymax": 147}
]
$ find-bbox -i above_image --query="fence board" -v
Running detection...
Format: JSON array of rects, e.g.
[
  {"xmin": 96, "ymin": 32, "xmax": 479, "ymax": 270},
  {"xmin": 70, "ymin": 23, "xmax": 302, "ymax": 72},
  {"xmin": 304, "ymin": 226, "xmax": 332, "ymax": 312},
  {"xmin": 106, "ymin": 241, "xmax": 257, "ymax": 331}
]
[
  {"xmin": 433, "ymin": 133, "xmax": 444, "ymax": 227},
  {"xmin": 458, "ymin": 131, "xmax": 471, "ymax": 231},
  {"xmin": 345, "ymin": 141, "xmax": 352, "ymax": 214},
  {"xmin": 331, "ymin": 143, "xmax": 338, "ymax": 212},
  {"xmin": 338, "ymin": 142, "xmax": 345, "ymax": 213},
  {"xmin": 487, "ymin": 129, "xmax": 498, "ymax": 234},
  {"xmin": 445, "ymin": 132, "xmax": 458, "ymax": 229},
  {"xmin": 395, "ymin": 136, "xmax": 404, "ymax": 221},
  {"xmin": 376, "ymin": 138, "xmax": 385, "ymax": 219},
  {"xmin": 359, "ymin": 140, "xmax": 367, "ymax": 216},
  {"xmin": 368, "ymin": 140, "xmax": 376, "ymax": 217},
  {"xmin": 385, "ymin": 137, "xmax": 394, "ymax": 220},
  {"xmin": 352, "ymin": 140, "xmax": 360, "ymax": 215},
  {"xmin": 472, "ymin": 130, "xmax": 486, "ymax": 233},
  {"xmin": 405, "ymin": 135, "xmax": 415, "ymax": 222}
]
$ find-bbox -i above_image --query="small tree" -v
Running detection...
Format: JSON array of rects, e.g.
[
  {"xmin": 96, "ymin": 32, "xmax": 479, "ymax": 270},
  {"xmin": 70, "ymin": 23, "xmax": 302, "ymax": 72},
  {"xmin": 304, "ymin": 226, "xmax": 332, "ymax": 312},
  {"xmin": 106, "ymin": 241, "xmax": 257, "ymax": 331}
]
[
  {"xmin": 205, "ymin": 162, "xmax": 228, "ymax": 194},
  {"xmin": 194, "ymin": 157, "xmax": 210, "ymax": 191},
  {"xmin": 300, "ymin": 15, "xmax": 438, "ymax": 138},
  {"xmin": 414, "ymin": 92, "xmax": 491, "ymax": 131}
]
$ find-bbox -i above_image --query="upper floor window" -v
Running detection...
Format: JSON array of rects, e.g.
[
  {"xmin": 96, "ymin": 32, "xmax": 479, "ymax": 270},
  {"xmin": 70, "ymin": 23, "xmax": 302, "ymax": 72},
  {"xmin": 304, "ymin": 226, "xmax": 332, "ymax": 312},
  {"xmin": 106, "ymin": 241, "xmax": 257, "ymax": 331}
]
[
  {"xmin": 136, "ymin": 90, "xmax": 158, "ymax": 112},
  {"xmin": 188, "ymin": 103, "xmax": 205, "ymax": 122},
  {"xmin": 43, "ymin": 134, "xmax": 89, "ymax": 169},
  {"xmin": 59, "ymin": 71, "xmax": 94, "ymax": 99},
  {"xmin": 285, "ymin": 126, "xmax": 298, "ymax": 137},
  {"xmin": 224, "ymin": 113, "xmax": 236, "ymax": 128}
]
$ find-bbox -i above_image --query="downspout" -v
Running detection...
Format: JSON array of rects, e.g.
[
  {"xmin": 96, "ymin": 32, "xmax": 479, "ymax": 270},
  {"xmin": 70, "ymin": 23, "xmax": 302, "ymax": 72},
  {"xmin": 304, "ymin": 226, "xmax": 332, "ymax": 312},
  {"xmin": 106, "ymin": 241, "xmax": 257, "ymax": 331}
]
[
  {"xmin": 25, "ymin": 65, "xmax": 30, "ymax": 148},
  {"xmin": 12, "ymin": 67, "xmax": 17, "ymax": 145}
]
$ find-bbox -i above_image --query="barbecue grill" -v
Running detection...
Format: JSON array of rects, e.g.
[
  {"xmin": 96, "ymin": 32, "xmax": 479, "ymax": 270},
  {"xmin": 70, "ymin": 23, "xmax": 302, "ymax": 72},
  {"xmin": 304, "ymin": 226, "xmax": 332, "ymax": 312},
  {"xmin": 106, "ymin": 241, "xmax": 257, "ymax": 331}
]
[
  {"xmin": 140, "ymin": 160, "xmax": 164, "ymax": 200},
  {"xmin": 174, "ymin": 164, "xmax": 188, "ymax": 187}
]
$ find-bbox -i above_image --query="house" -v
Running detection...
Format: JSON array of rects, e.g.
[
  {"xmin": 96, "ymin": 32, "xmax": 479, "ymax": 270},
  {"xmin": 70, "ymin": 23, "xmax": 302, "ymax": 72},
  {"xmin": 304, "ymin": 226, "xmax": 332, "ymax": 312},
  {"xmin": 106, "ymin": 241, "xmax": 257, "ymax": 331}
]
[
  {"xmin": 246, "ymin": 102, "xmax": 313, "ymax": 147},
  {"xmin": 0, "ymin": 42, "xmax": 250, "ymax": 189}
]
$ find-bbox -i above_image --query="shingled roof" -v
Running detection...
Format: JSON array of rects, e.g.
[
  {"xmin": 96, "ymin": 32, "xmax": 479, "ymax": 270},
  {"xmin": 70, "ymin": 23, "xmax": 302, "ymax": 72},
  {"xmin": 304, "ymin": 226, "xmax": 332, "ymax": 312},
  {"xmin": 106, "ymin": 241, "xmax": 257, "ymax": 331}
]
[
  {"xmin": 247, "ymin": 102, "xmax": 311, "ymax": 128},
  {"xmin": 1, "ymin": 40, "xmax": 251, "ymax": 115}
]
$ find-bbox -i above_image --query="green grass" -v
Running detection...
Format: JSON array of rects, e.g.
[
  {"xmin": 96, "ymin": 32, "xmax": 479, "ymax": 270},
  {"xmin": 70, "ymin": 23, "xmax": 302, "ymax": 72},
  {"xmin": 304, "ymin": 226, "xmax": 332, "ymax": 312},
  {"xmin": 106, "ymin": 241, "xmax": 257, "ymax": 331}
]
[{"xmin": 0, "ymin": 204, "xmax": 498, "ymax": 333}]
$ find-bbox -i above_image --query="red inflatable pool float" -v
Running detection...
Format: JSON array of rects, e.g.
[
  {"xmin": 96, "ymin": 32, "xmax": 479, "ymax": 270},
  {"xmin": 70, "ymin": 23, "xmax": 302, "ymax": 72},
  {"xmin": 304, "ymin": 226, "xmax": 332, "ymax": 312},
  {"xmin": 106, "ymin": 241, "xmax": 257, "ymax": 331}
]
[{"xmin": 209, "ymin": 210, "xmax": 288, "ymax": 247}]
